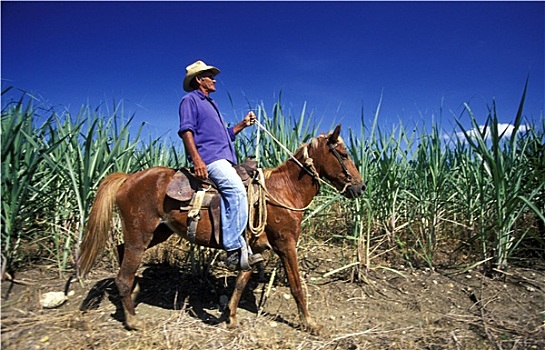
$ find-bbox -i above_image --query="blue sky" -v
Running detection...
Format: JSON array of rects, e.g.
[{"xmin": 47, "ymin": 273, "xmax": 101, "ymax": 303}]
[{"xmin": 2, "ymin": 1, "xmax": 544, "ymax": 142}]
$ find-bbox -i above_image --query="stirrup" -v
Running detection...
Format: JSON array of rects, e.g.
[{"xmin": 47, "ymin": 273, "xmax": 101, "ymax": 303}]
[
  {"xmin": 238, "ymin": 243, "xmax": 252, "ymax": 270},
  {"xmin": 225, "ymin": 246, "xmax": 264, "ymax": 271},
  {"xmin": 249, "ymin": 252, "xmax": 264, "ymax": 265}
]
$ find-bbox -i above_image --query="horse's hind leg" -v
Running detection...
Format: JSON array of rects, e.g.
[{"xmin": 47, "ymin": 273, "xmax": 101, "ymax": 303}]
[
  {"xmin": 115, "ymin": 244, "xmax": 147, "ymax": 330},
  {"xmin": 114, "ymin": 217, "xmax": 172, "ymax": 330},
  {"xmin": 115, "ymin": 226, "xmax": 156, "ymax": 331}
]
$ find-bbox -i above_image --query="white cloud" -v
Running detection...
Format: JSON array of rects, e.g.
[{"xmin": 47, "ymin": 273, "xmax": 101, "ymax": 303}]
[{"xmin": 454, "ymin": 123, "xmax": 529, "ymax": 140}]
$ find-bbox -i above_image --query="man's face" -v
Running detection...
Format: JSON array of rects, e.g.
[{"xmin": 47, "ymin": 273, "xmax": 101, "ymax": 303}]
[{"xmin": 197, "ymin": 72, "xmax": 217, "ymax": 94}]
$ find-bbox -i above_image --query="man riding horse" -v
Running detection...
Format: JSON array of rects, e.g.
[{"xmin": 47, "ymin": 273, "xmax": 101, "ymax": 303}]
[
  {"xmin": 77, "ymin": 61, "xmax": 364, "ymax": 334},
  {"xmin": 178, "ymin": 60, "xmax": 263, "ymax": 270}
]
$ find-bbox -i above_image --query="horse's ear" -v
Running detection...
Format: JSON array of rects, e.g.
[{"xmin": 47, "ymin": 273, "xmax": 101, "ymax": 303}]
[{"xmin": 329, "ymin": 124, "xmax": 342, "ymax": 144}]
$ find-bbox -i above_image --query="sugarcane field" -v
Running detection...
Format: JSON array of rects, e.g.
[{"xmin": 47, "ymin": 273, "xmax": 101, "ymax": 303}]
[{"xmin": 2, "ymin": 92, "xmax": 544, "ymax": 349}]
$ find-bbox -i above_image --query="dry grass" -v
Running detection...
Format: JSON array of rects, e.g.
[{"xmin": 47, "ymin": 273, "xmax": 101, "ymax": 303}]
[{"xmin": 2, "ymin": 239, "xmax": 544, "ymax": 350}]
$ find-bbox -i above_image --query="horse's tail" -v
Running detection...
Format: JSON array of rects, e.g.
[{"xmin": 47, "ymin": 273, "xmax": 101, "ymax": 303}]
[{"xmin": 77, "ymin": 172, "xmax": 129, "ymax": 279}]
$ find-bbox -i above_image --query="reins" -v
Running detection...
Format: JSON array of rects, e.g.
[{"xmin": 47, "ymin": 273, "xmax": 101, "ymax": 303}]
[{"xmin": 254, "ymin": 119, "xmax": 340, "ymax": 194}]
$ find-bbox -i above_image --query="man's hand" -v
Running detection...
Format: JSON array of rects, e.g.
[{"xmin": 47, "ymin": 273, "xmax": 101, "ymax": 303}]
[
  {"xmin": 192, "ymin": 158, "xmax": 208, "ymax": 180},
  {"xmin": 181, "ymin": 130, "xmax": 208, "ymax": 180},
  {"xmin": 243, "ymin": 111, "xmax": 257, "ymax": 126},
  {"xmin": 234, "ymin": 111, "xmax": 257, "ymax": 135}
]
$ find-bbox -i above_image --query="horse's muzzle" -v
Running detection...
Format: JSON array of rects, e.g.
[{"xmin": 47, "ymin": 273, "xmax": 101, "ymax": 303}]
[{"xmin": 343, "ymin": 183, "xmax": 365, "ymax": 199}]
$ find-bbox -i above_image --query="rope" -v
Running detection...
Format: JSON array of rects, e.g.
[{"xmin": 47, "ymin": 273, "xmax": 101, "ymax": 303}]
[
  {"xmin": 246, "ymin": 171, "xmax": 311, "ymax": 239},
  {"xmin": 254, "ymin": 119, "xmax": 339, "ymax": 193},
  {"xmin": 247, "ymin": 169, "xmax": 268, "ymax": 236},
  {"xmin": 247, "ymin": 119, "xmax": 344, "ymax": 220},
  {"xmin": 266, "ymin": 192, "xmax": 314, "ymax": 212}
]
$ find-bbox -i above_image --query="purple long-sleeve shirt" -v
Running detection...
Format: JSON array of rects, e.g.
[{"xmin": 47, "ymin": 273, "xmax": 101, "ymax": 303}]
[{"xmin": 178, "ymin": 90, "xmax": 238, "ymax": 165}]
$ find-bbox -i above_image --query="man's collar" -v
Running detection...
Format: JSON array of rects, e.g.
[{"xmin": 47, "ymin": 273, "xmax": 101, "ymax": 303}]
[{"xmin": 193, "ymin": 89, "xmax": 213, "ymax": 101}]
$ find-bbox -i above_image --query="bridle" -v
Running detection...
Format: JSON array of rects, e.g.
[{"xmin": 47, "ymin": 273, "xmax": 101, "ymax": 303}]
[
  {"xmin": 298, "ymin": 140, "xmax": 357, "ymax": 196},
  {"xmin": 327, "ymin": 142, "xmax": 355, "ymax": 182},
  {"xmin": 255, "ymin": 119, "xmax": 355, "ymax": 196}
]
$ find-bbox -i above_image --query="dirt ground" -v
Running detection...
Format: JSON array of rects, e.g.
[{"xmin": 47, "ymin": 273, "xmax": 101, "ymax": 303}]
[{"xmin": 2, "ymin": 241, "xmax": 544, "ymax": 350}]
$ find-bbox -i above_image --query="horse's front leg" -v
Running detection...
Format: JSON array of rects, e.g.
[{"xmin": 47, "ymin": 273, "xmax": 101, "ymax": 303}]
[
  {"xmin": 224, "ymin": 269, "xmax": 253, "ymax": 328},
  {"xmin": 277, "ymin": 241, "xmax": 322, "ymax": 335}
]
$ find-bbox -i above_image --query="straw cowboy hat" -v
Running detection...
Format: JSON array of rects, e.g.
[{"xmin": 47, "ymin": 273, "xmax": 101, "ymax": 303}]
[{"xmin": 183, "ymin": 60, "xmax": 220, "ymax": 92}]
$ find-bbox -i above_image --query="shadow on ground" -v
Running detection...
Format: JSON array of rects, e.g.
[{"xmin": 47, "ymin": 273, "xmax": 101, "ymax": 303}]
[{"xmin": 79, "ymin": 263, "xmax": 295, "ymax": 329}]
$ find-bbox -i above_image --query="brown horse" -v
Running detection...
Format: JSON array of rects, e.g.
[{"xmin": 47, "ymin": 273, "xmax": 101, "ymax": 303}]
[{"xmin": 77, "ymin": 124, "xmax": 364, "ymax": 335}]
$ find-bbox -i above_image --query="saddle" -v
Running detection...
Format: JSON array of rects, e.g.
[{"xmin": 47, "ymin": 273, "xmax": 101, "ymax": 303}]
[{"xmin": 165, "ymin": 158, "xmax": 265, "ymax": 246}]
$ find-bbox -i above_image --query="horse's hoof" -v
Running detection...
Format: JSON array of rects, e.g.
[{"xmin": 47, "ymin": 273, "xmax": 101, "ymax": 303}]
[
  {"xmin": 305, "ymin": 322, "xmax": 323, "ymax": 336},
  {"xmin": 225, "ymin": 317, "xmax": 238, "ymax": 329},
  {"xmin": 124, "ymin": 317, "xmax": 147, "ymax": 331}
]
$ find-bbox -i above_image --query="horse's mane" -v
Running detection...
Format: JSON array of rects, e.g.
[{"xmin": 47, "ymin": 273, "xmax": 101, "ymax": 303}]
[{"xmin": 262, "ymin": 140, "xmax": 313, "ymax": 179}]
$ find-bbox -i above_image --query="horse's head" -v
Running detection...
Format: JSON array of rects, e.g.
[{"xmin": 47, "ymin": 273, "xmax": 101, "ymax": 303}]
[{"xmin": 307, "ymin": 125, "xmax": 365, "ymax": 199}]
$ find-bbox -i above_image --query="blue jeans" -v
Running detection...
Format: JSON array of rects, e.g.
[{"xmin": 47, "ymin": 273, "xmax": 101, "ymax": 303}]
[{"xmin": 207, "ymin": 159, "xmax": 247, "ymax": 251}]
